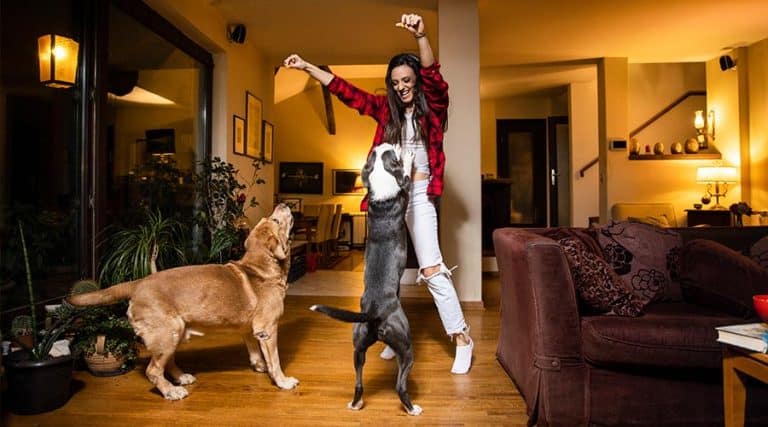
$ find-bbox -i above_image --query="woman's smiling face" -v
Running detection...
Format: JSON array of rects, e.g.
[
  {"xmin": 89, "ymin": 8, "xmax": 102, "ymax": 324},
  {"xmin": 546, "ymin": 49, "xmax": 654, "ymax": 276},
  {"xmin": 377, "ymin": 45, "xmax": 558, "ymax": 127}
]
[{"xmin": 390, "ymin": 64, "xmax": 417, "ymax": 105}]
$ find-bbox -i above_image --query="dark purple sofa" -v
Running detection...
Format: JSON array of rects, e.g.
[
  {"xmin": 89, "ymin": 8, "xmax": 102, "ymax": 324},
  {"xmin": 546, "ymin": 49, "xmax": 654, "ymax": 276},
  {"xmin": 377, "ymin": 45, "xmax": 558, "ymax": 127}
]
[{"xmin": 493, "ymin": 225, "xmax": 768, "ymax": 426}]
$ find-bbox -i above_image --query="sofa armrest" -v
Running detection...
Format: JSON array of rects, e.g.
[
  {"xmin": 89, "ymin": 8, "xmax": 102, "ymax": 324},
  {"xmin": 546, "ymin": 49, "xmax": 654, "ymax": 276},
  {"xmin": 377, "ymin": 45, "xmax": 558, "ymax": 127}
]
[{"xmin": 493, "ymin": 228, "xmax": 587, "ymax": 424}]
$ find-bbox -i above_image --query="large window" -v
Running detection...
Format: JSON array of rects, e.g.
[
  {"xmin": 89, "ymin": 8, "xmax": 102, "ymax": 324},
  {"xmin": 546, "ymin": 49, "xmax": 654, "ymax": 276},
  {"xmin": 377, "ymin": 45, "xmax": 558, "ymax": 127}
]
[
  {"xmin": 102, "ymin": 2, "xmax": 210, "ymax": 228},
  {"xmin": 0, "ymin": 0, "xmax": 84, "ymax": 313},
  {"xmin": 0, "ymin": 0, "xmax": 212, "ymax": 316}
]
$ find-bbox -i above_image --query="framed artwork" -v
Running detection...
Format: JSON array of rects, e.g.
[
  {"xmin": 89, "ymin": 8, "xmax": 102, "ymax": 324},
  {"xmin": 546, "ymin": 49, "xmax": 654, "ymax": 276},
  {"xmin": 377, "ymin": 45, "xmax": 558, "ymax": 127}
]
[
  {"xmin": 245, "ymin": 91, "xmax": 262, "ymax": 159},
  {"xmin": 279, "ymin": 162, "xmax": 323, "ymax": 195},
  {"xmin": 262, "ymin": 120, "xmax": 274, "ymax": 163},
  {"xmin": 280, "ymin": 197, "xmax": 302, "ymax": 213},
  {"xmin": 333, "ymin": 169, "xmax": 364, "ymax": 195},
  {"xmin": 232, "ymin": 115, "xmax": 245, "ymax": 155}
]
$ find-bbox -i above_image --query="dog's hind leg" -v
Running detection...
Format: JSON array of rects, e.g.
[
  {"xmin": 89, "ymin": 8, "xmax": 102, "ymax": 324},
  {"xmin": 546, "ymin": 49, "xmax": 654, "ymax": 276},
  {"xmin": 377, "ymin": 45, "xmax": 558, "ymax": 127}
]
[
  {"xmin": 394, "ymin": 346, "xmax": 421, "ymax": 415},
  {"xmin": 382, "ymin": 312, "xmax": 421, "ymax": 415},
  {"xmin": 166, "ymin": 355, "xmax": 197, "ymax": 385},
  {"xmin": 137, "ymin": 316, "xmax": 189, "ymax": 400},
  {"xmin": 349, "ymin": 323, "xmax": 377, "ymax": 411},
  {"xmin": 243, "ymin": 333, "xmax": 267, "ymax": 372}
]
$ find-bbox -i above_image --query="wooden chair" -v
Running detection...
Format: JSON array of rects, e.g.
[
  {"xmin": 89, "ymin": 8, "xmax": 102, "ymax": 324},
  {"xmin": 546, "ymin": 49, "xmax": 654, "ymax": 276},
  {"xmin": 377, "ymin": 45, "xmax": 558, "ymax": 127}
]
[
  {"xmin": 327, "ymin": 204, "xmax": 343, "ymax": 258},
  {"xmin": 310, "ymin": 204, "xmax": 334, "ymax": 264}
]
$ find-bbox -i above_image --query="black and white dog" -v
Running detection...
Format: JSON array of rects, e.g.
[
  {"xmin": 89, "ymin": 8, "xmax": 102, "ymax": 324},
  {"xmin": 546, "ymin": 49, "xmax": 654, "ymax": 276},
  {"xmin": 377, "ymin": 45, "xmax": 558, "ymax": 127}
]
[{"xmin": 310, "ymin": 143, "xmax": 421, "ymax": 416}]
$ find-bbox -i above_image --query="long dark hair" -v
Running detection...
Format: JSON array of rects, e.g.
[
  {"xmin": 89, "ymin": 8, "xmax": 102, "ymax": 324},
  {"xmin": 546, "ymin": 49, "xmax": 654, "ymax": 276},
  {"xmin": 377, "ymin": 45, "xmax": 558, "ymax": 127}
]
[{"xmin": 383, "ymin": 53, "xmax": 430, "ymax": 146}]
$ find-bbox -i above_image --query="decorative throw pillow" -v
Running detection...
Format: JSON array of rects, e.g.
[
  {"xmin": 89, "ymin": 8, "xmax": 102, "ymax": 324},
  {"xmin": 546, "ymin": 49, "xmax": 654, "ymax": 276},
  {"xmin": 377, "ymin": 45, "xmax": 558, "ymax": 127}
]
[
  {"xmin": 541, "ymin": 228, "xmax": 642, "ymax": 317},
  {"xmin": 680, "ymin": 238, "xmax": 768, "ymax": 319},
  {"xmin": 750, "ymin": 235, "xmax": 768, "ymax": 271},
  {"xmin": 596, "ymin": 221, "xmax": 683, "ymax": 305},
  {"xmin": 627, "ymin": 215, "xmax": 671, "ymax": 228}
]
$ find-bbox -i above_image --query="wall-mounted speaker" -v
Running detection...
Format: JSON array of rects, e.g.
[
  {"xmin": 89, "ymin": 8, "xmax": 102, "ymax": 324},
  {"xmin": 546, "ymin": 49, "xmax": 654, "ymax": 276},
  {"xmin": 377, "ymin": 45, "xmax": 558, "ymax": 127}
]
[
  {"xmin": 719, "ymin": 55, "xmax": 736, "ymax": 71},
  {"xmin": 227, "ymin": 24, "xmax": 246, "ymax": 44}
]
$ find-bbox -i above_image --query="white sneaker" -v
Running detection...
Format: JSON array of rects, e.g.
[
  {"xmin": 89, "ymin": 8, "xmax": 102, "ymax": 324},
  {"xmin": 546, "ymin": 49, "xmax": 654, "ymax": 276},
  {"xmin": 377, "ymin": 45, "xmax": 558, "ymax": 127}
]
[
  {"xmin": 450, "ymin": 338, "xmax": 473, "ymax": 374},
  {"xmin": 380, "ymin": 345, "xmax": 396, "ymax": 360}
]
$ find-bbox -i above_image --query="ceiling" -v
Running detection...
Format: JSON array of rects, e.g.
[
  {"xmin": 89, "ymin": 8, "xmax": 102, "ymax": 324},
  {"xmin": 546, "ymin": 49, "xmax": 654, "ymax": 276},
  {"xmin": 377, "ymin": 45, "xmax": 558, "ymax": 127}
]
[{"xmin": 212, "ymin": 0, "xmax": 768, "ymax": 99}]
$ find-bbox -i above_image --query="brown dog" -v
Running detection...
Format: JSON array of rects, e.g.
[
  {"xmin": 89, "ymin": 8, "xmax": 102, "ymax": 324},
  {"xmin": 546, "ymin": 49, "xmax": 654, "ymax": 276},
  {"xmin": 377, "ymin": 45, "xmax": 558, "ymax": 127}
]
[{"xmin": 68, "ymin": 204, "xmax": 297, "ymax": 400}]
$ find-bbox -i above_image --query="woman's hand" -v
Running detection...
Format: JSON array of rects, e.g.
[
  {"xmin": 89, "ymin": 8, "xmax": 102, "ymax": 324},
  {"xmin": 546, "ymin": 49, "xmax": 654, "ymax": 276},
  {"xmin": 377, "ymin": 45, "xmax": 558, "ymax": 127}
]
[
  {"xmin": 283, "ymin": 54, "xmax": 308, "ymax": 70},
  {"xmin": 395, "ymin": 13, "xmax": 425, "ymax": 37}
]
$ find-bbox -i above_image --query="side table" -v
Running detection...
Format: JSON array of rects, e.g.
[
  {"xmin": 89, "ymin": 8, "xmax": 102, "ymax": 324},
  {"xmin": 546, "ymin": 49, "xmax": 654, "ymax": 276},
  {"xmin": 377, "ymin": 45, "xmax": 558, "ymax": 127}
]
[
  {"xmin": 686, "ymin": 208, "xmax": 732, "ymax": 226},
  {"xmin": 722, "ymin": 345, "xmax": 768, "ymax": 427}
]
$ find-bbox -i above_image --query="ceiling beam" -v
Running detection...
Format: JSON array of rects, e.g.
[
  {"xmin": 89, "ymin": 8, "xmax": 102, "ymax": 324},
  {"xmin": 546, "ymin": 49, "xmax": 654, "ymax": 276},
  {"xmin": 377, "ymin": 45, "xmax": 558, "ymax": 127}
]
[{"xmin": 318, "ymin": 65, "xmax": 336, "ymax": 135}]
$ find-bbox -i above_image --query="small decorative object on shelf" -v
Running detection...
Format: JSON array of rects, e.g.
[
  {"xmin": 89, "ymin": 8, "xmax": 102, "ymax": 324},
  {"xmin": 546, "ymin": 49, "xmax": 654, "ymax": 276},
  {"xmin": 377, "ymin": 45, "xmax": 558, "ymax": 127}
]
[
  {"xmin": 629, "ymin": 138, "xmax": 641, "ymax": 155},
  {"xmin": 644, "ymin": 144, "xmax": 651, "ymax": 154},
  {"xmin": 685, "ymin": 137, "xmax": 700, "ymax": 154},
  {"xmin": 729, "ymin": 201, "xmax": 753, "ymax": 227},
  {"xmin": 671, "ymin": 142, "xmax": 683, "ymax": 154},
  {"xmin": 653, "ymin": 142, "xmax": 665, "ymax": 155}
]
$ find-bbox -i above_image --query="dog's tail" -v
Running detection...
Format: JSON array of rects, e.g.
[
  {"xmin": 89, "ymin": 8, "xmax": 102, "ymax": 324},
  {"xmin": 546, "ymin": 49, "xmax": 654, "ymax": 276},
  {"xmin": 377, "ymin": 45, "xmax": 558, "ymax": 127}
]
[
  {"xmin": 310, "ymin": 304, "xmax": 371, "ymax": 323},
  {"xmin": 67, "ymin": 281, "xmax": 138, "ymax": 307}
]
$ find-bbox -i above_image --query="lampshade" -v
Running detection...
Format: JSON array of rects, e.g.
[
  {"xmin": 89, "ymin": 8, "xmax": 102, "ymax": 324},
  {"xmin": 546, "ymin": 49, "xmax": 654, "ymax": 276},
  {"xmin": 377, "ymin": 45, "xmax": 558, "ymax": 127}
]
[
  {"xmin": 696, "ymin": 166, "xmax": 737, "ymax": 183},
  {"xmin": 38, "ymin": 34, "xmax": 79, "ymax": 88}
]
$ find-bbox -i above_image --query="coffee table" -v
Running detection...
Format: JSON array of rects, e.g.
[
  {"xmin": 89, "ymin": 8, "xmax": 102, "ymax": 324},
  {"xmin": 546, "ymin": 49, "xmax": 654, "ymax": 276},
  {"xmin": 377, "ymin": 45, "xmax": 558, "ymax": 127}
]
[{"xmin": 722, "ymin": 345, "xmax": 768, "ymax": 427}]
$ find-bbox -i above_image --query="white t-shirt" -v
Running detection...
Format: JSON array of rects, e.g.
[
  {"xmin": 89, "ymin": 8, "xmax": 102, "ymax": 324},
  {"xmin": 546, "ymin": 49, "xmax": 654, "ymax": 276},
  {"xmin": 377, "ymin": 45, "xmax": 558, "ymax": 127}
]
[{"xmin": 403, "ymin": 112, "xmax": 430, "ymax": 175}]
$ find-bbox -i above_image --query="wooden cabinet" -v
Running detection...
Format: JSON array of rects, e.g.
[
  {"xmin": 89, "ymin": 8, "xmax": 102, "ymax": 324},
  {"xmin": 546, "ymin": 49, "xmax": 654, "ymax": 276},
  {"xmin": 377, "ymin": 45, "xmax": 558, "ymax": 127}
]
[{"xmin": 686, "ymin": 209, "xmax": 732, "ymax": 227}]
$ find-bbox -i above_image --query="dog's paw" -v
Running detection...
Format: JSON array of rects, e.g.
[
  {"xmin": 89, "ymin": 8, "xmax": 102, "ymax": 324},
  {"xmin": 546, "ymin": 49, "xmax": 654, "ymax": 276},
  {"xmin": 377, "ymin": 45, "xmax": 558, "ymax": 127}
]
[
  {"xmin": 276, "ymin": 376, "xmax": 299, "ymax": 389},
  {"xmin": 402, "ymin": 149, "xmax": 414, "ymax": 173},
  {"xmin": 347, "ymin": 399, "xmax": 364, "ymax": 410},
  {"xmin": 177, "ymin": 374, "xmax": 197, "ymax": 385},
  {"xmin": 162, "ymin": 386, "xmax": 189, "ymax": 401},
  {"xmin": 393, "ymin": 143, "xmax": 402, "ymax": 160},
  {"xmin": 405, "ymin": 404, "xmax": 423, "ymax": 416}
]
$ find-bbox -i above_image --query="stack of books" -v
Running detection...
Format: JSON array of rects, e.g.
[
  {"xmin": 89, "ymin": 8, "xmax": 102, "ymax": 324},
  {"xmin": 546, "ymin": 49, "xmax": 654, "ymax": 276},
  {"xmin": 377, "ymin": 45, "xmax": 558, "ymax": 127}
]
[{"xmin": 716, "ymin": 323, "xmax": 768, "ymax": 353}]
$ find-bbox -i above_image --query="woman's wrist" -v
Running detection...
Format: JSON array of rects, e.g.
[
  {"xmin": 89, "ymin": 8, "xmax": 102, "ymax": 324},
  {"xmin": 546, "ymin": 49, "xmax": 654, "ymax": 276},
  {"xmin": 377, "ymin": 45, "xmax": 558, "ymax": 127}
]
[{"xmin": 414, "ymin": 31, "xmax": 426, "ymax": 39}]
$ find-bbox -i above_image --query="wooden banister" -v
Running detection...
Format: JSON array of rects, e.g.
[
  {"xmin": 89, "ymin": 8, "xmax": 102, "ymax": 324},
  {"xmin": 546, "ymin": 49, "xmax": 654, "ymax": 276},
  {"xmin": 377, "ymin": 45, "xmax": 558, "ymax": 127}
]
[
  {"xmin": 579, "ymin": 157, "xmax": 598, "ymax": 177},
  {"xmin": 629, "ymin": 90, "xmax": 705, "ymax": 138}
]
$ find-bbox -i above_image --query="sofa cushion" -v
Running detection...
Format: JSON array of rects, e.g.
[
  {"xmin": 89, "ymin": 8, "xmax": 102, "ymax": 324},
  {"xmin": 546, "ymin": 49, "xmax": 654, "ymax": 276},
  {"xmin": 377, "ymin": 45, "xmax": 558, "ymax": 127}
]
[
  {"xmin": 582, "ymin": 302, "xmax": 742, "ymax": 369},
  {"xmin": 541, "ymin": 227, "xmax": 642, "ymax": 316},
  {"xmin": 596, "ymin": 221, "xmax": 684, "ymax": 304},
  {"xmin": 680, "ymin": 238, "xmax": 768, "ymax": 319}
]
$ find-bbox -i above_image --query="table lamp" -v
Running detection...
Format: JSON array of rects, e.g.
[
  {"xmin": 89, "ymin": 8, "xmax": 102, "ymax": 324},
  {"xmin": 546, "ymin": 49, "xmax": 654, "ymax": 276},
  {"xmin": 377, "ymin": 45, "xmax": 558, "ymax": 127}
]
[{"xmin": 697, "ymin": 166, "xmax": 737, "ymax": 209}]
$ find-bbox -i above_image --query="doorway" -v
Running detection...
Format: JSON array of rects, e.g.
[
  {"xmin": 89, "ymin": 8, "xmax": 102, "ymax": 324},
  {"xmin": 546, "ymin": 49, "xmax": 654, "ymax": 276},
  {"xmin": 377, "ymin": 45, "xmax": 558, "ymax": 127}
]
[{"xmin": 495, "ymin": 117, "xmax": 570, "ymax": 228}]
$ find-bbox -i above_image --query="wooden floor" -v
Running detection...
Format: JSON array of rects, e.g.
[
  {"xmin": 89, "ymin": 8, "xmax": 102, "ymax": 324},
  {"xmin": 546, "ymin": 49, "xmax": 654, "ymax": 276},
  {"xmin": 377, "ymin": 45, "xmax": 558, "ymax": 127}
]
[{"xmin": 2, "ymin": 251, "xmax": 529, "ymax": 426}]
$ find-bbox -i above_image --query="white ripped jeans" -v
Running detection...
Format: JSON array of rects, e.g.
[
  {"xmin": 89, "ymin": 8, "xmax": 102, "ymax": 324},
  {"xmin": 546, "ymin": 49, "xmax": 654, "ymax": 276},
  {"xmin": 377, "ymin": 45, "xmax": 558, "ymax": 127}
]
[{"xmin": 405, "ymin": 179, "xmax": 469, "ymax": 337}]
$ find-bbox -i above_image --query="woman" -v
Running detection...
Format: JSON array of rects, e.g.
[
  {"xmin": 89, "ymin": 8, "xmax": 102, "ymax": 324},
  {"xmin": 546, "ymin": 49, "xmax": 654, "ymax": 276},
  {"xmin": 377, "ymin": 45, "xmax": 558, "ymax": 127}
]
[{"xmin": 283, "ymin": 13, "xmax": 472, "ymax": 374}]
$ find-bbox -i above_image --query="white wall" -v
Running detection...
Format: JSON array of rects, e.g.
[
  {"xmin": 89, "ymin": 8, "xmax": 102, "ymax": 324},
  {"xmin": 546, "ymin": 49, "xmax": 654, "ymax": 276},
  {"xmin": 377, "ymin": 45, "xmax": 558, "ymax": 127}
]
[
  {"xmin": 439, "ymin": 0, "xmax": 481, "ymax": 303},
  {"xmin": 749, "ymin": 39, "xmax": 768, "ymax": 211},
  {"xmin": 569, "ymin": 79, "xmax": 599, "ymax": 226}
]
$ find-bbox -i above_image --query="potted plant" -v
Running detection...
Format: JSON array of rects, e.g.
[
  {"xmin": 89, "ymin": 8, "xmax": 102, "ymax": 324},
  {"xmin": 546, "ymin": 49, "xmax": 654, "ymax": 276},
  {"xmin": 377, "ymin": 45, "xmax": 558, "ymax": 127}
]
[
  {"xmin": 3, "ymin": 221, "xmax": 78, "ymax": 414},
  {"xmin": 67, "ymin": 280, "xmax": 138, "ymax": 376},
  {"xmin": 98, "ymin": 209, "xmax": 186, "ymax": 286}
]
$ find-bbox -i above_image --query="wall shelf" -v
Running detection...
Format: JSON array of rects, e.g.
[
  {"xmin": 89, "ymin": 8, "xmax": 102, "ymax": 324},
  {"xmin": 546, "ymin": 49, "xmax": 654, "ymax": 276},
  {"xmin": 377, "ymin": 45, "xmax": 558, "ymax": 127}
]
[{"xmin": 628, "ymin": 149, "xmax": 721, "ymax": 160}]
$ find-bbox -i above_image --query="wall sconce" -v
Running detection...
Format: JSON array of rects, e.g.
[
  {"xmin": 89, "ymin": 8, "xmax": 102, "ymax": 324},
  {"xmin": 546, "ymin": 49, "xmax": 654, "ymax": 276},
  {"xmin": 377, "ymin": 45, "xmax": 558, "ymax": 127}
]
[
  {"xmin": 693, "ymin": 109, "xmax": 715, "ymax": 149},
  {"xmin": 38, "ymin": 34, "xmax": 79, "ymax": 88},
  {"xmin": 697, "ymin": 165, "xmax": 737, "ymax": 210}
]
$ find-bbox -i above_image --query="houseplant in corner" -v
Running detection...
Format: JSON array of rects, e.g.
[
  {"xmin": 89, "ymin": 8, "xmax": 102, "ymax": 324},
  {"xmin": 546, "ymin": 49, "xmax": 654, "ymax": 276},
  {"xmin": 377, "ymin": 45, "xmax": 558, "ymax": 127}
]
[
  {"xmin": 67, "ymin": 279, "xmax": 138, "ymax": 376},
  {"xmin": 3, "ymin": 221, "xmax": 78, "ymax": 414}
]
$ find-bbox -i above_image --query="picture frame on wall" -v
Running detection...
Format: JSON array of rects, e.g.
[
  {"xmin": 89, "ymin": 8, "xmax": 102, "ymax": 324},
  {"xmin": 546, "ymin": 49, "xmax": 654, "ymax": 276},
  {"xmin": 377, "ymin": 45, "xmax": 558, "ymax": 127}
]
[
  {"xmin": 332, "ymin": 169, "xmax": 364, "ymax": 195},
  {"xmin": 279, "ymin": 162, "xmax": 323, "ymax": 195},
  {"xmin": 262, "ymin": 120, "xmax": 274, "ymax": 163},
  {"xmin": 232, "ymin": 115, "xmax": 245, "ymax": 155},
  {"xmin": 245, "ymin": 91, "xmax": 262, "ymax": 159}
]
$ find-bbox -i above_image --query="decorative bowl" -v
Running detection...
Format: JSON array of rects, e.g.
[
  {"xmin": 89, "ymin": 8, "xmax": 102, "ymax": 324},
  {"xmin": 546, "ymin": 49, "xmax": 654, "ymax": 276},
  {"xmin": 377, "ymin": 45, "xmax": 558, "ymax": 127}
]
[{"xmin": 754, "ymin": 295, "xmax": 768, "ymax": 322}]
